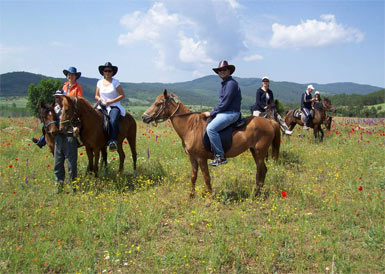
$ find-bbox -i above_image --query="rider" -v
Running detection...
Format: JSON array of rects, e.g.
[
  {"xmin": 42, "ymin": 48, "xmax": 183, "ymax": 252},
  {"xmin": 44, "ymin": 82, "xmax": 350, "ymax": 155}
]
[
  {"xmin": 301, "ymin": 84, "xmax": 316, "ymax": 130},
  {"xmin": 251, "ymin": 76, "xmax": 292, "ymax": 135},
  {"xmin": 312, "ymin": 91, "xmax": 322, "ymax": 109},
  {"xmin": 203, "ymin": 60, "xmax": 242, "ymax": 166},
  {"xmin": 95, "ymin": 62, "xmax": 126, "ymax": 152},
  {"xmin": 32, "ymin": 66, "xmax": 83, "ymax": 148}
]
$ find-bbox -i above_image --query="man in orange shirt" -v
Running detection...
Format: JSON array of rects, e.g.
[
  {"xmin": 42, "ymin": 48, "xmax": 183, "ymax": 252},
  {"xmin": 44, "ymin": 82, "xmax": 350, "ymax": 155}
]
[
  {"xmin": 62, "ymin": 67, "xmax": 83, "ymax": 97},
  {"xmin": 32, "ymin": 66, "xmax": 83, "ymax": 148}
]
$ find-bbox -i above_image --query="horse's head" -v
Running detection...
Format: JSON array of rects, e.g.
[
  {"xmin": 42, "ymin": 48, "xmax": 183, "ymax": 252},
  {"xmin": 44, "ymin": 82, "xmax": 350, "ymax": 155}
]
[
  {"xmin": 264, "ymin": 99, "xmax": 279, "ymax": 120},
  {"xmin": 142, "ymin": 89, "xmax": 180, "ymax": 124},
  {"xmin": 324, "ymin": 116, "xmax": 333, "ymax": 131},
  {"xmin": 59, "ymin": 95, "xmax": 76, "ymax": 132},
  {"xmin": 322, "ymin": 98, "xmax": 336, "ymax": 112},
  {"xmin": 39, "ymin": 102, "xmax": 59, "ymax": 136}
]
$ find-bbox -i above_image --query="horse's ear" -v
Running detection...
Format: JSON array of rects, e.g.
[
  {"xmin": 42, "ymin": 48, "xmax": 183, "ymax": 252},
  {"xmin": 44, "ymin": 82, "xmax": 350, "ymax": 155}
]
[{"xmin": 163, "ymin": 89, "xmax": 168, "ymax": 98}]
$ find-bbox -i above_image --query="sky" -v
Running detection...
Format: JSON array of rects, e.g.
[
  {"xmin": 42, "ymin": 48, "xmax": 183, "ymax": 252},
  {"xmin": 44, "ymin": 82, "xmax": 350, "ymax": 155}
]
[{"xmin": 0, "ymin": 0, "xmax": 384, "ymax": 87}]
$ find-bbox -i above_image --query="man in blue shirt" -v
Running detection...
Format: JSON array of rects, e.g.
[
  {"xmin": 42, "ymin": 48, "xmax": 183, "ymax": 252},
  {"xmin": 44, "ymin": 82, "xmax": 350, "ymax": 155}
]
[
  {"xmin": 203, "ymin": 60, "xmax": 242, "ymax": 166},
  {"xmin": 301, "ymin": 84, "xmax": 316, "ymax": 129}
]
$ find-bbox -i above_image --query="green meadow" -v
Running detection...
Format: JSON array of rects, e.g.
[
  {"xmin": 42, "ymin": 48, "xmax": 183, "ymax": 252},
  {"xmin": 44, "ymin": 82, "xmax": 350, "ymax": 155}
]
[{"xmin": 0, "ymin": 116, "xmax": 384, "ymax": 273}]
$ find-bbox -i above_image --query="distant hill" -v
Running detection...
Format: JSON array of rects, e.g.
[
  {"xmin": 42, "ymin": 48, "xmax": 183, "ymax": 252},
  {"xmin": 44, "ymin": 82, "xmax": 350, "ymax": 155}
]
[{"xmin": 0, "ymin": 72, "xmax": 382, "ymax": 108}]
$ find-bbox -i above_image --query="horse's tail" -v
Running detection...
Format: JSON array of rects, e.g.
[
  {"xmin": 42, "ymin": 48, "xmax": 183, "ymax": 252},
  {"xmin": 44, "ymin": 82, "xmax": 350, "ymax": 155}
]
[{"xmin": 271, "ymin": 121, "xmax": 281, "ymax": 160}]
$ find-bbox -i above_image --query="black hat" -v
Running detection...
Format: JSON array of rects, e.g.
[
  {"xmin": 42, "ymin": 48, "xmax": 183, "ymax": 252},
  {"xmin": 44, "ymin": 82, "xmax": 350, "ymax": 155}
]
[
  {"xmin": 98, "ymin": 62, "xmax": 118, "ymax": 76},
  {"xmin": 212, "ymin": 60, "xmax": 235, "ymax": 75}
]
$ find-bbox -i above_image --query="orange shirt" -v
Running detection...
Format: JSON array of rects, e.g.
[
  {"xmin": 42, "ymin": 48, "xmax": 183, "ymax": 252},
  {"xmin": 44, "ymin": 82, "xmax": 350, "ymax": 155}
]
[{"xmin": 62, "ymin": 81, "xmax": 83, "ymax": 97}]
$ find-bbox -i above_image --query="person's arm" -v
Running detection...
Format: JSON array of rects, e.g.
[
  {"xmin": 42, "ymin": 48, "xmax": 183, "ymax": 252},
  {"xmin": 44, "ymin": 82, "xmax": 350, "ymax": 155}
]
[
  {"xmin": 77, "ymin": 85, "xmax": 83, "ymax": 98},
  {"xmin": 256, "ymin": 89, "xmax": 265, "ymax": 111},
  {"xmin": 95, "ymin": 87, "xmax": 101, "ymax": 103}
]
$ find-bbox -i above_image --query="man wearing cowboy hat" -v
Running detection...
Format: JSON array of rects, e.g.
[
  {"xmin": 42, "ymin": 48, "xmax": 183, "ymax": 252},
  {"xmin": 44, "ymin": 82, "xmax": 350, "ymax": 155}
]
[
  {"xmin": 62, "ymin": 67, "xmax": 83, "ymax": 97},
  {"xmin": 301, "ymin": 84, "xmax": 316, "ymax": 130},
  {"xmin": 203, "ymin": 60, "xmax": 242, "ymax": 166}
]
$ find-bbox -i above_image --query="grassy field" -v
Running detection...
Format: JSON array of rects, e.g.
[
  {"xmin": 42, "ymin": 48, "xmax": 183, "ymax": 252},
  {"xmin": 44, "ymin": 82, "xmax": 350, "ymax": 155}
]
[{"xmin": 0, "ymin": 116, "xmax": 384, "ymax": 273}]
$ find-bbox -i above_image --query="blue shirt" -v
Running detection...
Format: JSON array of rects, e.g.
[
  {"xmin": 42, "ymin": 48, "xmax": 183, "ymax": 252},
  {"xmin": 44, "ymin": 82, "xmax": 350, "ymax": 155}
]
[{"xmin": 210, "ymin": 76, "xmax": 242, "ymax": 117}]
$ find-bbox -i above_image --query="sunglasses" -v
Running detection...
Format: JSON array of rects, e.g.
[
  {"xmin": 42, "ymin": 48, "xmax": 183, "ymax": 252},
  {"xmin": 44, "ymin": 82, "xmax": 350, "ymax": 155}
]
[
  {"xmin": 217, "ymin": 68, "xmax": 228, "ymax": 72},
  {"xmin": 262, "ymin": 80, "xmax": 270, "ymax": 83},
  {"xmin": 104, "ymin": 70, "xmax": 113, "ymax": 73}
]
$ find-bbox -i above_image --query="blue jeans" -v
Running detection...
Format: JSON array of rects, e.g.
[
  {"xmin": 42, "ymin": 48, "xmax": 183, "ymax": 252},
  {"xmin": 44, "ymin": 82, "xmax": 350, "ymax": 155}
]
[
  {"xmin": 109, "ymin": 107, "xmax": 120, "ymax": 143},
  {"xmin": 206, "ymin": 111, "xmax": 240, "ymax": 157},
  {"xmin": 301, "ymin": 107, "xmax": 311, "ymax": 125}
]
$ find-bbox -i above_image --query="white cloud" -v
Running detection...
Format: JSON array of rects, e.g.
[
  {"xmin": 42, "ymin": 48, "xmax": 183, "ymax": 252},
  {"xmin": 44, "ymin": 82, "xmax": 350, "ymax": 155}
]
[
  {"xmin": 243, "ymin": 54, "xmax": 264, "ymax": 62},
  {"xmin": 270, "ymin": 14, "xmax": 364, "ymax": 48},
  {"xmin": 118, "ymin": 1, "xmax": 245, "ymax": 74}
]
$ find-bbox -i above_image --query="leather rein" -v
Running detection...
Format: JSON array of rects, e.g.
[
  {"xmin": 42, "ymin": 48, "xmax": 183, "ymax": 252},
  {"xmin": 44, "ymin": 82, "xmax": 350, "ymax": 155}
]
[{"xmin": 143, "ymin": 97, "xmax": 201, "ymax": 126}]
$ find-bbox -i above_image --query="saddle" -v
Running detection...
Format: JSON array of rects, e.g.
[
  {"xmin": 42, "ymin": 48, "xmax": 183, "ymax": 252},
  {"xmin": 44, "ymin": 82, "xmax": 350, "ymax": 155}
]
[
  {"xmin": 203, "ymin": 115, "xmax": 246, "ymax": 153},
  {"xmin": 293, "ymin": 109, "xmax": 314, "ymax": 121}
]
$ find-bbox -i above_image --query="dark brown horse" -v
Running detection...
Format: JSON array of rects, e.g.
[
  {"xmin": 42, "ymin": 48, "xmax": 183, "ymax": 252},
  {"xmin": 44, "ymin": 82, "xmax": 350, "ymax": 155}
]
[
  {"xmin": 59, "ymin": 96, "xmax": 137, "ymax": 174},
  {"xmin": 39, "ymin": 102, "xmax": 58, "ymax": 154},
  {"xmin": 142, "ymin": 90, "xmax": 281, "ymax": 198},
  {"xmin": 323, "ymin": 115, "xmax": 333, "ymax": 131},
  {"xmin": 284, "ymin": 98, "xmax": 335, "ymax": 141}
]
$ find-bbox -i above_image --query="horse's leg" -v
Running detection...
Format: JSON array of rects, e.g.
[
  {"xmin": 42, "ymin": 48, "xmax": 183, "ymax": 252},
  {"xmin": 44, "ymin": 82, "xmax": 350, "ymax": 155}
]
[
  {"xmin": 250, "ymin": 148, "xmax": 267, "ymax": 196},
  {"xmin": 320, "ymin": 127, "xmax": 324, "ymax": 142},
  {"xmin": 127, "ymin": 135, "xmax": 137, "ymax": 173},
  {"xmin": 85, "ymin": 147, "xmax": 94, "ymax": 173},
  {"xmin": 100, "ymin": 146, "xmax": 107, "ymax": 169},
  {"xmin": 197, "ymin": 158, "xmax": 212, "ymax": 196},
  {"xmin": 117, "ymin": 141, "xmax": 125, "ymax": 172},
  {"xmin": 188, "ymin": 156, "xmax": 199, "ymax": 198},
  {"xmin": 94, "ymin": 150, "xmax": 100, "ymax": 176}
]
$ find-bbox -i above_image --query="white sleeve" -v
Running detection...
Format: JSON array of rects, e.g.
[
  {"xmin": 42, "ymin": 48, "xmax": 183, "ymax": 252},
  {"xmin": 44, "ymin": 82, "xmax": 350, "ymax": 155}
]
[{"xmin": 112, "ymin": 78, "xmax": 120, "ymax": 89}]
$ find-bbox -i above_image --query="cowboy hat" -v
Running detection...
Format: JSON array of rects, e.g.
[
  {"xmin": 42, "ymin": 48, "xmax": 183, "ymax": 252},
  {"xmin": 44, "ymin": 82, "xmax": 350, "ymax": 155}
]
[
  {"xmin": 212, "ymin": 60, "xmax": 235, "ymax": 75},
  {"xmin": 53, "ymin": 89, "xmax": 65, "ymax": 96},
  {"xmin": 63, "ymin": 67, "xmax": 81, "ymax": 80},
  {"xmin": 98, "ymin": 62, "xmax": 118, "ymax": 76}
]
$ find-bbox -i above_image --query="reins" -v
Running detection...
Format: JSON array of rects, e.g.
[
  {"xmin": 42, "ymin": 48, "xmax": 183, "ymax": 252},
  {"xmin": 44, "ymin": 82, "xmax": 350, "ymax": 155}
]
[{"xmin": 143, "ymin": 96, "xmax": 201, "ymax": 126}]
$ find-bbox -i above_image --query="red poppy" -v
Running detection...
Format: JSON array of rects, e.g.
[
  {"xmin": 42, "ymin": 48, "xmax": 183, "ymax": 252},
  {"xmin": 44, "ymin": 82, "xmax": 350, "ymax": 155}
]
[
  {"xmin": 13, "ymin": 190, "xmax": 18, "ymax": 194},
  {"xmin": 80, "ymin": 153, "xmax": 84, "ymax": 156},
  {"xmin": 112, "ymin": 157, "xmax": 116, "ymax": 160},
  {"xmin": 46, "ymin": 165, "xmax": 51, "ymax": 168},
  {"xmin": 281, "ymin": 191, "xmax": 287, "ymax": 198},
  {"xmin": 8, "ymin": 164, "xmax": 13, "ymax": 168},
  {"xmin": 358, "ymin": 186, "xmax": 363, "ymax": 191}
]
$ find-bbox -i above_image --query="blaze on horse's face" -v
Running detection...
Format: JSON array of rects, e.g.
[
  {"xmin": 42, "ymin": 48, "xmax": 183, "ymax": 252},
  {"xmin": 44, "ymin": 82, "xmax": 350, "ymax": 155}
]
[
  {"xmin": 40, "ymin": 102, "xmax": 59, "ymax": 136},
  {"xmin": 59, "ymin": 96, "xmax": 75, "ymax": 132},
  {"xmin": 142, "ymin": 89, "xmax": 176, "ymax": 124}
]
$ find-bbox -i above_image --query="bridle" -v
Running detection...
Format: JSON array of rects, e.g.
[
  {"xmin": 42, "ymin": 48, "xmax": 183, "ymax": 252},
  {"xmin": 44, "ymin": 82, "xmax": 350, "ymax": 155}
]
[
  {"xmin": 143, "ymin": 96, "xmax": 200, "ymax": 126},
  {"xmin": 40, "ymin": 107, "xmax": 57, "ymax": 132},
  {"xmin": 60, "ymin": 97, "xmax": 80, "ymax": 128}
]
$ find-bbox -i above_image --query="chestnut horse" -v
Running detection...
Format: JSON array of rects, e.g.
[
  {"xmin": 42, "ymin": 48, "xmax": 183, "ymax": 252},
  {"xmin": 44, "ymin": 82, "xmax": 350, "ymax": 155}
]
[
  {"xmin": 142, "ymin": 90, "xmax": 281, "ymax": 198},
  {"xmin": 59, "ymin": 96, "xmax": 137, "ymax": 174},
  {"xmin": 284, "ymin": 98, "xmax": 335, "ymax": 141}
]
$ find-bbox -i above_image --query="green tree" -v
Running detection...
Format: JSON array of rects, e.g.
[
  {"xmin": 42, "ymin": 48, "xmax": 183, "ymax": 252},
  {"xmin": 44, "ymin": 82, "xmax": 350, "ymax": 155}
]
[{"xmin": 27, "ymin": 79, "xmax": 62, "ymax": 117}]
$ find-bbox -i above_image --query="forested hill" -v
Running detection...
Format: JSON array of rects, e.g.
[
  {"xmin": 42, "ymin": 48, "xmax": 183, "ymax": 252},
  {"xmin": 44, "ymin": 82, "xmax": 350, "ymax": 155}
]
[
  {"xmin": 328, "ymin": 89, "xmax": 384, "ymax": 106},
  {"xmin": 0, "ymin": 71, "xmax": 382, "ymax": 106}
]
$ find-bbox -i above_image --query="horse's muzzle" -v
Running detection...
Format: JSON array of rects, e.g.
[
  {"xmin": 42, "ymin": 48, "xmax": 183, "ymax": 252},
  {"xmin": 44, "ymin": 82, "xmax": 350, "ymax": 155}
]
[{"xmin": 141, "ymin": 113, "xmax": 153, "ymax": 124}]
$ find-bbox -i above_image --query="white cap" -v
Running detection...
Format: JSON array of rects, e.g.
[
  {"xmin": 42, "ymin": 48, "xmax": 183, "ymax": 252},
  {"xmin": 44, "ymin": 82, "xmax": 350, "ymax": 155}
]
[
  {"xmin": 262, "ymin": 76, "xmax": 269, "ymax": 81},
  {"xmin": 307, "ymin": 84, "xmax": 314, "ymax": 90},
  {"xmin": 315, "ymin": 91, "xmax": 320, "ymax": 95}
]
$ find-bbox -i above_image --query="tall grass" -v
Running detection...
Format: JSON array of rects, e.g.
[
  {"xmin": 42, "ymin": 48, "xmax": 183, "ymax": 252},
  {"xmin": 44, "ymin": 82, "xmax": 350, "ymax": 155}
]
[{"xmin": 0, "ymin": 117, "xmax": 384, "ymax": 273}]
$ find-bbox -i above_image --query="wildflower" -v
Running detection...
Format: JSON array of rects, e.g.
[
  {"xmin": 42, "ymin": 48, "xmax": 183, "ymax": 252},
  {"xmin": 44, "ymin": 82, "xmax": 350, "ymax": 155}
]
[
  {"xmin": 358, "ymin": 186, "xmax": 363, "ymax": 191},
  {"xmin": 46, "ymin": 165, "xmax": 51, "ymax": 168},
  {"xmin": 281, "ymin": 191, "xmax": 287, "ymax": 198},
  {"xmin": 8, "ymin": 164, "xmax": 13, "ymax": 168}
]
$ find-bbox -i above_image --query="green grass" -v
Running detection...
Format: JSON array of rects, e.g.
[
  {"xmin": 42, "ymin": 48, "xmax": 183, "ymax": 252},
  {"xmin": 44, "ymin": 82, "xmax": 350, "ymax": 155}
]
[{"xmin": 0, "ymin": 116, "xmax": 384, "ymax": 273}]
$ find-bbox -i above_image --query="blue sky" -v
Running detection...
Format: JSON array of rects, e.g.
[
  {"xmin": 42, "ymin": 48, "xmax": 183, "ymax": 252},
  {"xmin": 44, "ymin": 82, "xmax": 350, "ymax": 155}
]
[{"xmin": 1, "ymin": 0, "xmax": 384, "ymax": 87}]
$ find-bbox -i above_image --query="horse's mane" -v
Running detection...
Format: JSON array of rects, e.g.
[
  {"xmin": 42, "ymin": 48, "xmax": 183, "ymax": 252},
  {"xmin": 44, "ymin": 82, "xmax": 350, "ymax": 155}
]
[{"xmin": 176, "ymin": 101, "xmax": 205, "ymax": 131}]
